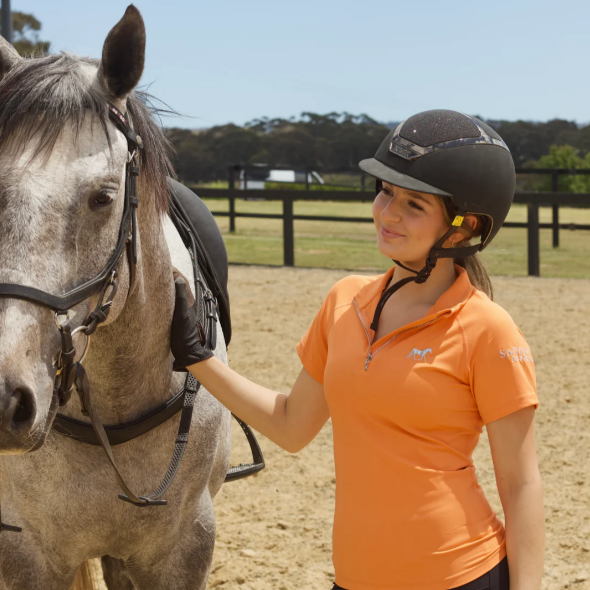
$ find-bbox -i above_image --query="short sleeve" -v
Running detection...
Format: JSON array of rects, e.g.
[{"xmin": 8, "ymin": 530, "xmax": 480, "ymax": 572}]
[
  {"xmin": 469, "ymin": 308, "xmax": 538, "ymax": 424},
  {"xmin": 296, "ymin": 291, "xmax": 336, "ymax": 385}
]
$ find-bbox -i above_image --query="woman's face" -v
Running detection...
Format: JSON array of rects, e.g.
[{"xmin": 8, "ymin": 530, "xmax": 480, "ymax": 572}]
[{"xmin": 372, "ymin": 181, "xmax": 452, "ymax": 266}]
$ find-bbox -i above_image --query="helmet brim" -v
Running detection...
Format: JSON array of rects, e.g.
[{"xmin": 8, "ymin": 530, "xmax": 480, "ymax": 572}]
[{"xmin": 359, "ymin": 157, "xmax": 453, "ymax": 198}]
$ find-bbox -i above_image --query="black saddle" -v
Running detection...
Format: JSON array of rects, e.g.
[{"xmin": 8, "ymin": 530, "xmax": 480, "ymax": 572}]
[{"xmin": 167, "ymin": 177, "xmax": 232, "ymax": 346}]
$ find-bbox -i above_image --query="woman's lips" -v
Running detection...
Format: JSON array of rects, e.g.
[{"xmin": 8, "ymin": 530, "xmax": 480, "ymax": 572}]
[{"xmin": 380, "ymin": 226, "xmax": 404, "ymax": 239}]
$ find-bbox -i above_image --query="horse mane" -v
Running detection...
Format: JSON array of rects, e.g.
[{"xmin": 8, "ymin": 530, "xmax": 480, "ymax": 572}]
[{"xmin": 0, "ymin": 52, "xmax": 174, "ymax": 214}]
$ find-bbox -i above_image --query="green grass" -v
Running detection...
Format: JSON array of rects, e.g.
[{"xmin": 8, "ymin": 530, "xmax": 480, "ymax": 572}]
[{"xmin": 200, "ymin": 198, "xmax": 590, "ymax": 278}]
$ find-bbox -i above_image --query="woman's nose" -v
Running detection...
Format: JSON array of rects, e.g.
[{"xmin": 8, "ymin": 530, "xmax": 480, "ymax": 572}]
[{"xmin": 380, "ymin": 195, "xmax": 403, "ymax": 222}]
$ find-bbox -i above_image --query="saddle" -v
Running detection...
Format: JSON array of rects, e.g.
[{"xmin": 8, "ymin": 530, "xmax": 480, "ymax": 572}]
[
  {"xmin": 167, "ymin": 178, "xmax": 232, "ymax": 346},
  {"xmin": 166, "ymin": 178, "xmax": 265, "ymax": 482}
]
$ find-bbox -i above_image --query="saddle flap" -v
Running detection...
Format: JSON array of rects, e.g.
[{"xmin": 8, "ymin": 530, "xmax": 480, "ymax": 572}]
[{"xmin": 166, "ymin": 178, "xmax": 232, "ymax": 346}]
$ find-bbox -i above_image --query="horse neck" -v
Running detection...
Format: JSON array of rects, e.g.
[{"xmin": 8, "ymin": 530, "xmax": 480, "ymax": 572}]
[{"xmin": 77, "ymin": 188, "xmax": 177, "ymax": 422}]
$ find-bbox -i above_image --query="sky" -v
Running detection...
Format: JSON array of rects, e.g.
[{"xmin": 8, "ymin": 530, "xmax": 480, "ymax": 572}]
[{"xmin": 12, "ymin": 0, "xmax": 590, "ymax": 129}]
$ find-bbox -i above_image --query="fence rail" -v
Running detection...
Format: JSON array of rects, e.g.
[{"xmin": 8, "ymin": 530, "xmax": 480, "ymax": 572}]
[{"xmin": 193, "ymin": 187, "xmax": 590, "ymax": 277}]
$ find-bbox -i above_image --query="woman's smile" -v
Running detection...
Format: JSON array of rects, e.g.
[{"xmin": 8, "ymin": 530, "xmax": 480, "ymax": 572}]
[{"xmin": 380, "ymin": 226, "xmax": 404, "ymax": 239}]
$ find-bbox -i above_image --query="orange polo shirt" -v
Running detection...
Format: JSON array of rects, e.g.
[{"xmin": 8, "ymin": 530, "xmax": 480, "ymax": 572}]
[{"xmin": 296, "ymin": 265, "xmax": 538, "ymax": 590}]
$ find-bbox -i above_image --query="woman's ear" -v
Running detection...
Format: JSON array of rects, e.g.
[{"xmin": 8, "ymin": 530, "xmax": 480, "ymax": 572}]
[
  {"xmin": 454, "ymin": 214, "xmax": 478, "ymax": 241},
  {"xmin": 447, "ymin": 214, "xmax": 479, "ymax": 246}
]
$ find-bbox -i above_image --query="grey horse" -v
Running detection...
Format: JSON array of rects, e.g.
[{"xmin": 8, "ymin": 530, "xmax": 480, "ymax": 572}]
[{"xmin": 0, "ymin": 6, "xmax": 231, "ymax": 589}]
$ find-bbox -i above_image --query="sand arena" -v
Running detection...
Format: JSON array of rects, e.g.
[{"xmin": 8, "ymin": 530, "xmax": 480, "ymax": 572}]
[{"xmin": 77, "ymin": 265, "xmax": 589, "ymax": 590}]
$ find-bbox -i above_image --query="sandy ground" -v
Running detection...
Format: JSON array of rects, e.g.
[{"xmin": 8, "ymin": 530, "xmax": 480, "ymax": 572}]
[
  {"xmin": 205, "ymin": 266, "xmax": 590, "ymax": 590},
  {"xmin": 80, "ymin": 265, "xmax": 590, "ymax": 590}
]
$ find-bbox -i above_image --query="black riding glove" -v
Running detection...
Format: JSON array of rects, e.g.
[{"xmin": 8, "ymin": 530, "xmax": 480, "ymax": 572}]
[{"xmin": 170, "ymin": 277, "xmax": 214, "ymax": 371}]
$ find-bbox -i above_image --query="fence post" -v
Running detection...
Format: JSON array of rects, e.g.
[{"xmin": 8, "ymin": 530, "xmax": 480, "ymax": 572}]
[
  {"xmin": 527, "ymin": 203, "xmax": 540, "ymax": 277},
  {"xmin": 228, "ymin": 166, "xmax": 236, "ymax": 233},
  {"xmin": 305, "ymin": 167, "xmax": 310, "ymax": 191},
  {"xmin": 283, "ymin": 196, "xmax": 294, "ymax": 267},
  {"xmin": 551, "ymin": 171, "xmax": 559, "ymax": 248}
]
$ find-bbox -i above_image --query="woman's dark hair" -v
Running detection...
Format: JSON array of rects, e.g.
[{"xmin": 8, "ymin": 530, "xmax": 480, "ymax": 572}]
[{"xmin": 438, "ymin": 197, "xmax": 494, "ymax": 300}]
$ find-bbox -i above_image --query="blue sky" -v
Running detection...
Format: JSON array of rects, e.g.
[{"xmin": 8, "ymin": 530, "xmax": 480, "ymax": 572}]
[{"xmin": 13, "ymin": 0, "xmax": 590, "ymax": 129}]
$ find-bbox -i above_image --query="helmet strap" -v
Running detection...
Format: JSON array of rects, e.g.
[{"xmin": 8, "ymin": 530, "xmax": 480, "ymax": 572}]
[{"xmin": 370, "ymin": 211, "xmax": 479, "ymax": 333}]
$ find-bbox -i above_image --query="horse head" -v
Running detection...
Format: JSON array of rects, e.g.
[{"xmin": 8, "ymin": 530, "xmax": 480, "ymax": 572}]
[{"xmin": 0, "ymin": 5, "xmax": 171, "ymax": 454}]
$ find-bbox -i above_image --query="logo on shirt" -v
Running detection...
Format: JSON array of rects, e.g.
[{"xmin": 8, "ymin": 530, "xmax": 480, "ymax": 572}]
[
  {"xmin": 500, "ymin": 347, "xmax": 534, "ymax": 363},
  {"xmin": 407, "ymin": 348, "xmax": 432, "ymax": 361}
]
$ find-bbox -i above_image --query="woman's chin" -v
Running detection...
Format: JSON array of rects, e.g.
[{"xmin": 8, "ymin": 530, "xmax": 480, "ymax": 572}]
[
  {"xmin": 376, "ymin": 238, "xmax": 409, "ymax": 261},
  {"xmin": 376, "ymin": 242, "xmax": 426, "ymax": 267}
]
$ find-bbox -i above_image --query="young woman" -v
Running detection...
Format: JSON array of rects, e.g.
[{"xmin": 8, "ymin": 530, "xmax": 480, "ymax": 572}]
[{"xmin": 170, "ymin": 110, "xmax": 544, "ymax": 590}]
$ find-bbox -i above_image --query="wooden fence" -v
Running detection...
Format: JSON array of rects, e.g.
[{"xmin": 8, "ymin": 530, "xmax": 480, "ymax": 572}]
[{"xmin": 194, "ymin": 187, "xmax": 590, "ymax": 277}]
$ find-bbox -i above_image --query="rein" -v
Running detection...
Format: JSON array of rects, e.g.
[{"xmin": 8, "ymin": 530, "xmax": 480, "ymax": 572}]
[{"xmin": 0, "ymin": 103, "xmax": 264, "ymax": 532}]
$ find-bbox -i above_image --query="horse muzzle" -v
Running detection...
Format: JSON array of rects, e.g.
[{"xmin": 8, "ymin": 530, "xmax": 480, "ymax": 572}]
[{"xmin": 0, "ymin": 377, "xmax": 41, "ymax": 453}]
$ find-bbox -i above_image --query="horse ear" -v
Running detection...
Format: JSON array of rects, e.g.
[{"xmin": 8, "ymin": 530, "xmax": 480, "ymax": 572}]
[
  {"xmin": 0, "ymin": 36, "xmax": 21, "ymax": 80},
  {"xmin": 100, "ymin": 4, "xmax": 146, "ymax": 99}
]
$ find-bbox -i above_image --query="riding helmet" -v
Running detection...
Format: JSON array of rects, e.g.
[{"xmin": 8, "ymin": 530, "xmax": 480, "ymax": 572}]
[{"xmin": 358, "ymin": 109, "xmax": 516, "ymax": 331}]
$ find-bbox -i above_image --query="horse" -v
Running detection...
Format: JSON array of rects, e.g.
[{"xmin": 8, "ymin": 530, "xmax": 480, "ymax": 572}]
[
  {"xmin": 0, "ymin": 6, "xmax": 232, "ymax": 589},
  {"xmin": 406, "ymin": 348, "xmax": 433, "ymax": 361}
]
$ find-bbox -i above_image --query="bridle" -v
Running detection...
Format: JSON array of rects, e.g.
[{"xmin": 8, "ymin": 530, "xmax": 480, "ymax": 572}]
[
  {"xmin": 0, "ymin": 103, "xmax": 206, "ymax": 532},
  {"xmin": 0, "ymin": 103, "xmax": 143, "ymax": 407}
]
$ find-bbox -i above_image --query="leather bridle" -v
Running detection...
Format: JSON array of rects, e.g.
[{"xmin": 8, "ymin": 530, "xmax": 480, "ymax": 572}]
[
  {"xmin": 0, "ymin": 104, "xmax": 199, "ymax": 523},
  {"xmin": 0, "ymin": 103, "xmax": 143, "ymax": 407}
]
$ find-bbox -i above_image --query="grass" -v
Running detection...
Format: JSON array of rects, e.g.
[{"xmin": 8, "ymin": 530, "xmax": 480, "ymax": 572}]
[{"xmin": 199, "ymin": 198, "xmax": 590, "ymax": 278}]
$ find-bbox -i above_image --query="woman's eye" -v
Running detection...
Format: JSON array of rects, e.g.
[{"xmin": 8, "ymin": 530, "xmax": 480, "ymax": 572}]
[{"xmin": 408, "ymin": 200, "xmax": 424, "ymax": 211}]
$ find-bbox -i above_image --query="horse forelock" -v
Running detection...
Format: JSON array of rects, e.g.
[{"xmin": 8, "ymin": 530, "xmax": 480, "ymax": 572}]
[{"xmin": 0, "ymin": 52, "xmax": 174, "ymax": 216}]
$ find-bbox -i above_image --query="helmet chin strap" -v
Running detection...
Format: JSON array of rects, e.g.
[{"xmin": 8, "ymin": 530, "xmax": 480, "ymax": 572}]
[{"xmin": 369, "ymin": 211, "xmax": 480, "ymax": 333}]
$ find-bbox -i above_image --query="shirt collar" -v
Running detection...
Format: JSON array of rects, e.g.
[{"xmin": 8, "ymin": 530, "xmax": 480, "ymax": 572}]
[{"xmin": 354, "ymin": 264, "xmax": 475, "ymax": 316}]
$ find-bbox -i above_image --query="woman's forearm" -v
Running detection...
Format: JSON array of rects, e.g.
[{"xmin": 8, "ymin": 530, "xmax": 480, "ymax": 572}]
[
  {"xmin": 186, "ymin": 357, "xmax": 292, "ymax": 451},
  {"xmin": 501, "ymin": 478, "xmax": 545, "ymax": 590}
]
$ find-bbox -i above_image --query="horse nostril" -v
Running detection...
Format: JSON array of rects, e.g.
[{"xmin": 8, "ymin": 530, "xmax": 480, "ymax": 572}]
[{"xmin": 10, "ymin": 387, "xmax": 36, "ymax": 431}]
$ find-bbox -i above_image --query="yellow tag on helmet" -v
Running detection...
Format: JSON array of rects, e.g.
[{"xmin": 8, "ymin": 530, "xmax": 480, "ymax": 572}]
[{"xmin": 452, "ymin": 215, "xmax": 464, "ymax": 227}]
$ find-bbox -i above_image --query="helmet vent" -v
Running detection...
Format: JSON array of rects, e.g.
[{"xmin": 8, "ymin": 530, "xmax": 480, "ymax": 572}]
[{"xmin": 399, "ymin": 109, "xmax": 480, "ymax": 148}]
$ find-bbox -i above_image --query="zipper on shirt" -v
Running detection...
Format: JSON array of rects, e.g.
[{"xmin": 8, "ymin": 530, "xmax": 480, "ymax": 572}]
[{"xmin": 352, "ymin": 298, "xmax": 450, "ymax": 371}]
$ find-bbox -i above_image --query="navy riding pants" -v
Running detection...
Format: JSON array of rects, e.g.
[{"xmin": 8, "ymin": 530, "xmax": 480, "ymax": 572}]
[{"xmin": 331, "ymin": 556, "xmax": 509, "ymax": 590}]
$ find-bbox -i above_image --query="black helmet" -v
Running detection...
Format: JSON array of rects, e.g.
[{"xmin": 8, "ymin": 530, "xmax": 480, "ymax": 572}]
[{"xmin": 358, "ymin": 109, "xmax": 515, "ymax": 331}]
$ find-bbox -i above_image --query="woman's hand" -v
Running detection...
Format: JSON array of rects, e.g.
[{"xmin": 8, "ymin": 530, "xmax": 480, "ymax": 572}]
[
  {"xmin": 170, "ymin": 276, "xmax": 330, "ymax": 452},
  {"xmin": 170, "ymin": 277, "xmax": 214, "ymax": 371}
]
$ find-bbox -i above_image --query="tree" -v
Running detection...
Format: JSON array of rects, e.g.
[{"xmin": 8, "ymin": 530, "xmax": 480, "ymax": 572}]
[
  {"xmin": 530, "ymin": 145, "xmax": 590, "ymax": 193},
  {"xmin": 0, "ymin": 10, "xmax": 50, "ymax": 56}
]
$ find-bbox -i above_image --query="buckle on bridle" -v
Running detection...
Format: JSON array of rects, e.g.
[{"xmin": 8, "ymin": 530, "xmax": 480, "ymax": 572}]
[
  {"xmin": 127, "ymin": 148, "xmax": 139, "ymax": 165},
  {"xmin": 53, "ymin": 310, "xmax": 70, "ymax": 331}
]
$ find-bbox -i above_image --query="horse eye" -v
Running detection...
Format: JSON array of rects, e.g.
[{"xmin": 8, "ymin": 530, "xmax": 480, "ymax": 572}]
[{"xmin": 93, "ymin": 191, "xmax": 114, "ymax": 206}]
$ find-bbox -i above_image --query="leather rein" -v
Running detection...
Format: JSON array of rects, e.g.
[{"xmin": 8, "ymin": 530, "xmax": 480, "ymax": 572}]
[{"xmin": 0, "ymin": 104, "xmax": 264, "ymax": 533}]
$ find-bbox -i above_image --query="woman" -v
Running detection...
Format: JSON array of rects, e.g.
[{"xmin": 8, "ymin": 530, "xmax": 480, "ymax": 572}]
[{"xmin": 171, "ymin": 110, "xmax": 544, "ymax": 590}]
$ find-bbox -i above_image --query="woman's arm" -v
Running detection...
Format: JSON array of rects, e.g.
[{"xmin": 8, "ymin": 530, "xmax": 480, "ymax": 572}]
[
  {"xmin": 486, "ymin": 406, "xmax": 545, "ymax": 590},
  {"xmin": 188, "ymin": 358, "xmax": 330, "ymax": 453}
]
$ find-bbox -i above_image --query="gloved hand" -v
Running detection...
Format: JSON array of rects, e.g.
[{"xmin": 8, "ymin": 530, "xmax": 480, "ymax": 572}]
[{"xmin": 170, "ymin": 277, "xmax": 214, "ymax": 372}]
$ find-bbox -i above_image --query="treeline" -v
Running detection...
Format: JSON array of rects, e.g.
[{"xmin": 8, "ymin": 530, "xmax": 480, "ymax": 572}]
[
  {"xmin": 167, "ymin": 113, "xmax": 388, "ymax": 183},
  {"xmin": 166, "ymin": 113, "xmax": 590, "ymax": 184}
]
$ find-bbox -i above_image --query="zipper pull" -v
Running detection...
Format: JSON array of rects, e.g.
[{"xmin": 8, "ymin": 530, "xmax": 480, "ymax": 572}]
[{"xmin": 365, "ymin": 354, "xmax": 372, "ymax": 371}]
